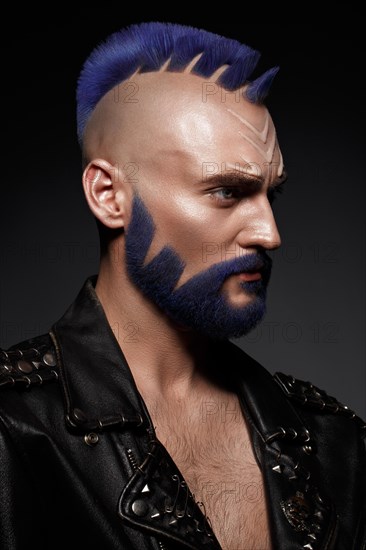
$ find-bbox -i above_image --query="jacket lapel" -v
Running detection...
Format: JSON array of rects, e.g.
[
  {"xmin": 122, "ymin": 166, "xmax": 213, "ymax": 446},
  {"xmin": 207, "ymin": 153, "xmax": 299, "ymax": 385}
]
[
  {"xmin": 119, "ymin": 441, "xmax": 222, "ymax": 549},
  {"xmin": 226, "ymin": 342, "xmax": 339, "ymax": 549}
]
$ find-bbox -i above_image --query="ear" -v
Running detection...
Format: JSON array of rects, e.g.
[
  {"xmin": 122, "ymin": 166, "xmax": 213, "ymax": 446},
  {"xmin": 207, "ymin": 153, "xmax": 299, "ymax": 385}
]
[{"xmin": 82, "ymin": 159, "xmax": 127, "ymax": 229}]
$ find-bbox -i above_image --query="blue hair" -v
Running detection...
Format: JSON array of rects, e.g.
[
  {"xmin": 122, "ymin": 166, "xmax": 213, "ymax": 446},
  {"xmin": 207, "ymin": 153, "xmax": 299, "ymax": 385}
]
[{"xmin": 77, "ymin": 22, "xmax": 278, "ymax": 142}]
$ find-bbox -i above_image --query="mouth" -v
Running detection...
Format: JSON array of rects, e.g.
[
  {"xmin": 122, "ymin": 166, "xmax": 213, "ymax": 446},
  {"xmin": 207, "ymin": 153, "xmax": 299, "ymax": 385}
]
[{"xmin": 236, "ymin": 271, "xmax": 262, "ymax": 282}]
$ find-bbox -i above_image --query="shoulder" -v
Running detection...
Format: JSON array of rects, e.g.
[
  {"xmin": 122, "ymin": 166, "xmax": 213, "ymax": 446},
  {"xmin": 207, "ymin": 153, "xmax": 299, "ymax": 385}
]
[
  {"xmin": 0, "ymin": 332, "xmax": 58, "ymax": 391},
  {"xmin": 273, "ymin": 370, "xmax": 366, "ymax": 441},
  {"xmin": 225, "ymin": 341, "xmax": 366, "ymax": 442}
]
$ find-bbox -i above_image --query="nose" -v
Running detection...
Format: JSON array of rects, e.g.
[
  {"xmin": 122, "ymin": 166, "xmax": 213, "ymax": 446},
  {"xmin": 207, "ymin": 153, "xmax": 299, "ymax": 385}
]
[{"xmin": 237, "ymin": 197, "xmax": 282, "ymax": 251}]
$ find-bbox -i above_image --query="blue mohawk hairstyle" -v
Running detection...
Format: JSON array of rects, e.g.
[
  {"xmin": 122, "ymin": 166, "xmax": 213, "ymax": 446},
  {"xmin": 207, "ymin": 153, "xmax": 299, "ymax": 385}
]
[{"xmin": 77, "ymin": 22, "xmax": 279, "ymax": 142}]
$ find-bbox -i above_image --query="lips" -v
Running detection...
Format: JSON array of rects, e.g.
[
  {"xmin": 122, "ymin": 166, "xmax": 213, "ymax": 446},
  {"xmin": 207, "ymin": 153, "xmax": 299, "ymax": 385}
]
[
  {"xmin": 219, "ymin": 253, "xmax": 270, "ymax": 288},
  {"xmin": 233, "ymin": 258, "xmax": 265, "ymax": 281},
  {"xmin": 237, "ymin": 272, "xmax": 262, "ymax": 282}
]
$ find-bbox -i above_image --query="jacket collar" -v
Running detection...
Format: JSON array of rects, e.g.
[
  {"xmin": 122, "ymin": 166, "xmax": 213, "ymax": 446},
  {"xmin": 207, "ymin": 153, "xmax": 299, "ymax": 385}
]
[{"xmin": 50, "ymin": 275, "xmax": 148, "ymax": 433}]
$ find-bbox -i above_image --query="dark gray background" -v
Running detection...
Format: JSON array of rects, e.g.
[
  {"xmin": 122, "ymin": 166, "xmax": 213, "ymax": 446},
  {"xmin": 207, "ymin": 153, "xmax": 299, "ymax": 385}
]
[{"xmin": 1, "ymin": 13, "xmax": 365, "ymax": 417}]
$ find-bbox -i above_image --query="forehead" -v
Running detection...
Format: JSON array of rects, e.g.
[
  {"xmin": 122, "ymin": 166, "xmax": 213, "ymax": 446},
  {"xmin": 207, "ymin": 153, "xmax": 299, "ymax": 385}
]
[{"xmin": 85, "ymin": 71, "xmax": 283, "ymax": 180}]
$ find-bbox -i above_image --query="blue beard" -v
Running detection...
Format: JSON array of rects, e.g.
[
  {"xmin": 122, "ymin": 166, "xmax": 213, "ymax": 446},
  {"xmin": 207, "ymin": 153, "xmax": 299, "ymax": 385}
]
[{"xmin": 125, "ymin": 195, "xmax": 272, "ymax": 340}]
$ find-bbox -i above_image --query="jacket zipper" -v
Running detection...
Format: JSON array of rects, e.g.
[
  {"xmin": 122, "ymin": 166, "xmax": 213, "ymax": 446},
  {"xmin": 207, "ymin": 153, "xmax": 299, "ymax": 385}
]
[
  {"xmin": 125, "ymin": 448, "xmax": 168, "ymax": 550},
  {"xmin": 126, "ymin": 448, "xmax": 139, "ymax": 472}
]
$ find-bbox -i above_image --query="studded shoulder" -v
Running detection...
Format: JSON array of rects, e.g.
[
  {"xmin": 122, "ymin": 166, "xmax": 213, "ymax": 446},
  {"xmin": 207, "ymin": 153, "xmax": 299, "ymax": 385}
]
[
  {"xmin": 273, "ymin": 371, "xmax": 366, "ymax": 438},
  {"xmin": 0, "ymin": 333, "xmax": 58, "ymax": 390}
]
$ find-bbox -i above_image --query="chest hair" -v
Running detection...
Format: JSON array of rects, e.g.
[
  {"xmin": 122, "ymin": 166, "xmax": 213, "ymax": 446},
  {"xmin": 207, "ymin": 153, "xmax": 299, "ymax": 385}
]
[{"xmin": 147, "ymin": 395, "xmax": 272, "ymax": 550}]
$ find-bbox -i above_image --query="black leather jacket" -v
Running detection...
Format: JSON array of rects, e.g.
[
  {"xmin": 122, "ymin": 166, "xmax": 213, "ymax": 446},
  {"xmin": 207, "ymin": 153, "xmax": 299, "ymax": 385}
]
[{"xmin": 1, "ymin": 275, "xmax": 365, "ymax": 550}]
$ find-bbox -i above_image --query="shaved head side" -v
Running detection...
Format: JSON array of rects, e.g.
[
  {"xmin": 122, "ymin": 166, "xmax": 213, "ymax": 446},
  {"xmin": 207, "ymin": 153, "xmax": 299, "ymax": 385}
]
[
  {"xmin": 77, "ymin": 22, "xmax": 279, "ymax": 145},
  {"xmin": 83, "ymin": 70, "xmax": 283, "ymax": 181}
]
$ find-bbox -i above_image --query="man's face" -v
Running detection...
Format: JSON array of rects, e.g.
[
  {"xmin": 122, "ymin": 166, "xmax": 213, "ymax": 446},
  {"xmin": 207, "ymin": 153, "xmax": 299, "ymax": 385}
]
[{"xmin": 85, "ymin": 71, "xmax": 285, "ymax": 338}]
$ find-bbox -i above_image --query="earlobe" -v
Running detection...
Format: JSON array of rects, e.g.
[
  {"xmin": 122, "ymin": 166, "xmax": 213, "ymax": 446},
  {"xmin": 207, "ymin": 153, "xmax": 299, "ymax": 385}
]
[{"xmin": 82, "ymin": 159, "xmax": 125, "ymax": 229}]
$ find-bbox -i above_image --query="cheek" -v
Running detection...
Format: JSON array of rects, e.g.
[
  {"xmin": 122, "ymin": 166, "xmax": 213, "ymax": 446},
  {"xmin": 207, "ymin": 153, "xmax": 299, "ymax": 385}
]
[
  {"xmin": 143, "ymin": 193, "xmax": 221, "ymax": 267},
  {"xmin": 138, "ymin": 186, "xmax": 257, "ymax": 275}
]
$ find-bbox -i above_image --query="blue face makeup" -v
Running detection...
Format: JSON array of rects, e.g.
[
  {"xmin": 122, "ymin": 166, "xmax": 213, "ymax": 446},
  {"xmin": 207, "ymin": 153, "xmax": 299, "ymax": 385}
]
[{"xmin": 125, "ymin": 194, "xmax": 272, "ymax": 340}]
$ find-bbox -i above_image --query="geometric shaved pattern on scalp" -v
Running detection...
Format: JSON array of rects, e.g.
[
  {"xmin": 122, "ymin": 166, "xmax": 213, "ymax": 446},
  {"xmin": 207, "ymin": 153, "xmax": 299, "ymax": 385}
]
[{"xmin": 226, "ymin": 107, "xmax": 283, "ymax": 173}]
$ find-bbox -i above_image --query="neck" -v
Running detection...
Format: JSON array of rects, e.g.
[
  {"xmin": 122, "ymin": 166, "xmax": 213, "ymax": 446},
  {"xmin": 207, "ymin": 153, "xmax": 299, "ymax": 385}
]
[{"xmin": 94, "ymin": 256, "xmax": 220, "ymax": 402}]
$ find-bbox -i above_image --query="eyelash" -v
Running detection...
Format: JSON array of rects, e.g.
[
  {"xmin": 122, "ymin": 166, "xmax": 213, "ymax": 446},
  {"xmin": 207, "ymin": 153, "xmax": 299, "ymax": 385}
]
[
  {"xmin": 267, "ymin": 185, "xmax": 285, "ymax": 204},
  {"xmin": 209, "ymin": 185, "xmax": 285, "ymax": 205}
]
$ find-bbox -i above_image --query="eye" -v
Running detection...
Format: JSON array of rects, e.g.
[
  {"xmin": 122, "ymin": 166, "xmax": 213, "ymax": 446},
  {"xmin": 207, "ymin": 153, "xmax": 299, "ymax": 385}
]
[
  {"xmin": 209, "ymin": 187, "xmax": 246, "ymax": 203},
  {"xmin": 214, "ymin": 188, "xmax": 235, "ymax": 199}
]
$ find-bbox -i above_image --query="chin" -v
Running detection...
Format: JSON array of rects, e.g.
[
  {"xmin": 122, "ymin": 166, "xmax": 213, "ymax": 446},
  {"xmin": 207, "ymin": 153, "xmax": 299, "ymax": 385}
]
[{"xmin": 224, "ymin": 291, "xmax": 255, "ymax": 309}]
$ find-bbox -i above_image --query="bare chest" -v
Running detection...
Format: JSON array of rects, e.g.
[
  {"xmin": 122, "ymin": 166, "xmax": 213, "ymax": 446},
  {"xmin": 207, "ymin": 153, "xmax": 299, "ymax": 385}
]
[{"xmin": 149, "ymin": 399, "xmax": 272, "ymax": 550}]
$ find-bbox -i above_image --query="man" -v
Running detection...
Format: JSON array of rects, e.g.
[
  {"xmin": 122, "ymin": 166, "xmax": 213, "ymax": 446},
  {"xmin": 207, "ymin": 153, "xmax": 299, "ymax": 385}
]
[{"xmin": 0, "ymin": 22, "xmax": 365, "ymax": 550}]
